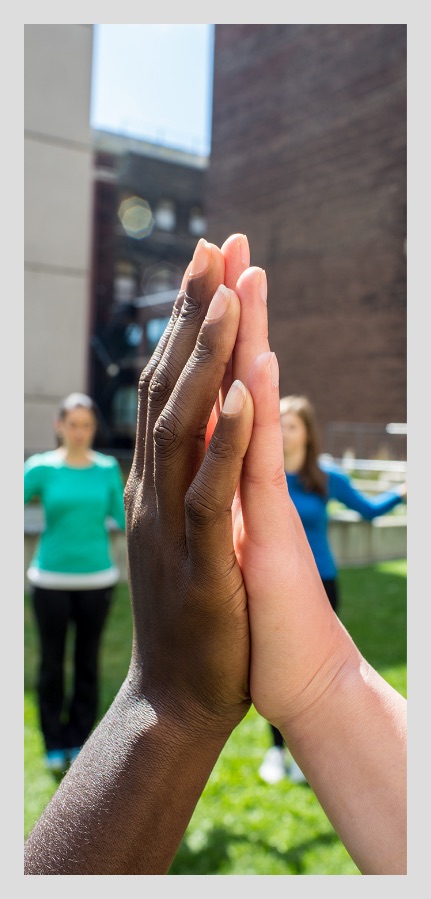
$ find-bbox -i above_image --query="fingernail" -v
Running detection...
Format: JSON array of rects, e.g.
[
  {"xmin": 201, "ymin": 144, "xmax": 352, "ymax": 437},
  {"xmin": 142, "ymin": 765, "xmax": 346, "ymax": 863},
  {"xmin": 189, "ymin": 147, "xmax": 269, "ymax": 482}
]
[
  {"xmin": 260, "ymin": 269, "xmax": 267, "ymax": 303},
  {"xmin": 222, "ymin": 379, "xmax": 246, "ymax": 415},
  {"xmin": 239, "ymin": 234, "xmax": 250, "ymax": 267},
  {"xmin": 190, "ymin": 238, "xmax": 211, "ymax": 275},
  {"xmin": 269, "ymin": 352, "xmax": 279, "ymax": 387},
  {"xmin": 206, "ymin": 284, "xmax": 231, "ymax": 320}
]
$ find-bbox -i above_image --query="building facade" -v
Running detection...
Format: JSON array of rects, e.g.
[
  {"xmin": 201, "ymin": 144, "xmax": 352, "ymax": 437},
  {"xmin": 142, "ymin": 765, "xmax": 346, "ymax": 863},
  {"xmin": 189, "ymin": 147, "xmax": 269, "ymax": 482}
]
[
  {"xmin": 89, "ymin": 130, "xmax": 208, "ymax": 449},
  {"xmin": 205, "ymin": 24, "xmax": 407, "ymax": 458},
  {"xmin": 24, "ymin": 24, "xmax": 94, "ymax": 453},
  {"xmin": 24, "ymin": 26, "xmax": 208, "ymax": 455},
  {"xmin": 24, "ymin": 24, "xmax": 407, "ymax": 461}
]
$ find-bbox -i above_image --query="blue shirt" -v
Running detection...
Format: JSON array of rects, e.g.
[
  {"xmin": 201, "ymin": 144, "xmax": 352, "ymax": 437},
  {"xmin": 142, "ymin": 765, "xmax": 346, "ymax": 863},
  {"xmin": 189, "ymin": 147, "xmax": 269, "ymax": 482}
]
[{"xmin": 286, "ymin": 461, "xmax": 403, "ymax": 579}]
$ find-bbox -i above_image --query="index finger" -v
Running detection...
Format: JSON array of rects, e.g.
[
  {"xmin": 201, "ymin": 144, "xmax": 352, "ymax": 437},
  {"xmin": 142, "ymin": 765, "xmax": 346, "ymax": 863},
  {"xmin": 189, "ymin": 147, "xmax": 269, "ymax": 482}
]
[
  {"xmin": 220, "ymin": 233, "xmax": 250, "ymax": 291},
  {"xmin": 232, "ymin": 266, "xmax": 270, "ymax": 388},
  {"xmin": 215, "ymin": 234, "xmax": 252, "ymax": 413},
  {"xmin": 242, "ymin": 351, "xmax": 292, "ymax": 548}
]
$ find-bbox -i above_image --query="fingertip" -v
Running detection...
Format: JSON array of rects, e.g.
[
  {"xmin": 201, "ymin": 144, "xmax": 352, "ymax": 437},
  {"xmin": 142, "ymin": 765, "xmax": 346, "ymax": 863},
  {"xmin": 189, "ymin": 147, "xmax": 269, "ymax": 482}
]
[
  {"xmin": 222, "ymin": 379, "xmax": 247, "ymax": 416},
  {"xmin": 236, "ymin": 265, "xmax": 264, "ymax": 293},
  {"xmin": 240, "ymin": 234, "xmax": 251, "ymax": 268},
  {"xmin": 186, "ymin": 241, "xmax": 225, "ymax": 296},
  {"xmin": 189, "ymin": 238, "xmax": 212, "ymax": 277},
  {"xmin": 221, "ymin": 233, "xmax": 250, "ymax": 267},
  {"xmin": 220, "ymin": 232, "xmax": 241, "ymax": 250}
]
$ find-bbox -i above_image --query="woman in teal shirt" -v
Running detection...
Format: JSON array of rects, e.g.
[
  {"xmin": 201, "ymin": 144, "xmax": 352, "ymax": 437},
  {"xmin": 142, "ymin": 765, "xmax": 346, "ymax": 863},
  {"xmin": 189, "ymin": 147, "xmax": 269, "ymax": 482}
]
[{"xmin": 24, "ymin": 393, "xmax": 126, "ymax": 773}]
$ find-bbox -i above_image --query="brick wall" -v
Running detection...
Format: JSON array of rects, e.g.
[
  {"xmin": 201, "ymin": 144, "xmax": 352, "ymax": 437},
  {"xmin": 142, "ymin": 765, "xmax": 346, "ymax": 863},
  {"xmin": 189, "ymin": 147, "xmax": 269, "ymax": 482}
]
[{"xmin": 205, "ymin": 24, "xmax": 406, "ymax": 452}]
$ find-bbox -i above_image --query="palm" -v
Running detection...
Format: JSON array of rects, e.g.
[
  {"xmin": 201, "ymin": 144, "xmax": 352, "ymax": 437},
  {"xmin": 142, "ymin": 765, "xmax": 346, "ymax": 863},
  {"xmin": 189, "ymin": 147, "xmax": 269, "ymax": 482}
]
[{"xmin": 217, "ymin": 238, "xmax": 341, "ymax": 722}]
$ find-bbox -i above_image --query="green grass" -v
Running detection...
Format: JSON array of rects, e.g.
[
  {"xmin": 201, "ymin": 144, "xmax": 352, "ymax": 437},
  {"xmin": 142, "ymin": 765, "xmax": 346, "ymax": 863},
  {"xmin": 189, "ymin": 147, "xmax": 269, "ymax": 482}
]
[{"xmin": 24, "ymin": 559, "xmax": 407, "ymax": 874}]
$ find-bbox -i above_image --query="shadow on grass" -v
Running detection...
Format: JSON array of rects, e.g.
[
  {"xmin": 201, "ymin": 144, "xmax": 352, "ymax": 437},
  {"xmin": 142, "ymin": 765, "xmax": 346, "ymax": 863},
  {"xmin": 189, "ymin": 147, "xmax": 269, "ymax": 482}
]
[{"xmin": 169, "ymin": 825, "xmax": 340, "ymax": 875}]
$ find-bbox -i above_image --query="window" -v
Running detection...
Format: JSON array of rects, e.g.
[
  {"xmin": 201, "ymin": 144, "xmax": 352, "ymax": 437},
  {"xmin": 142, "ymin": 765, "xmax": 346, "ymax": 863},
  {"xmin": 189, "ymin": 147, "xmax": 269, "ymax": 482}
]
[
  {"xmin": 154, "ymin": 199, "xmax": 176, "ymax": 232},
  {"xmin": 188, "ymin": 206, "xmax": 207, "ymax": 237}
]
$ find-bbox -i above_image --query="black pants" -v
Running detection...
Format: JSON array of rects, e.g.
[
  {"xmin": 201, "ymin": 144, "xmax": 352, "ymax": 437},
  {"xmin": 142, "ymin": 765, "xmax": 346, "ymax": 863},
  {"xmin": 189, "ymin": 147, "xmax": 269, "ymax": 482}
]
[
  {"xmin": 270, "ymin": 577, "xmax": 339, "ymax": 749},
  {"xmin": 31, "ymin": 585, "xmax": 113, "ymax": 752}
]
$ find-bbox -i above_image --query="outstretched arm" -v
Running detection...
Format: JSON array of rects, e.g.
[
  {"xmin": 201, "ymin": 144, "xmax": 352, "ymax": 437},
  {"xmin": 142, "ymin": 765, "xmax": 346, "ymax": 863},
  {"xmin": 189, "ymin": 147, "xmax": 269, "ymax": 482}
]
[
  {"xmin": 244, "ymin": 353, "xmax": 406, "ymax": 875},
  {"xmin": 222, "ymin": 255, "xmax": 406, "ymax": 876},
  {"xmin": 24, "ymin": 239, "xmax": 254, "ymax": 875},
  {"xmin": 328, "ymin": 467, "xmax": 404, "ymax": 520}
]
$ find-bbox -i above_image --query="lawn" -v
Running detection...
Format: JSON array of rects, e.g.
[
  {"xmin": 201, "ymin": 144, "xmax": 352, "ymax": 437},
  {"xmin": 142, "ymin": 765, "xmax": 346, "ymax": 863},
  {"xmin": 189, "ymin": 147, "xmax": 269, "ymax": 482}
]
[{"xmin": 24, "ymin": 558, "xmax": 407, "ymax": 875}]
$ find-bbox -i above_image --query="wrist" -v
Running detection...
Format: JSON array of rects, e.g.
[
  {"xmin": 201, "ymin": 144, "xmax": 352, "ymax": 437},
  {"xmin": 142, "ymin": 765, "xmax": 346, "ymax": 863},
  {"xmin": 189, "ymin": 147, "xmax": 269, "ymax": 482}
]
[
  {"xmin": 25, "ymin": 676, "xmax": 232, "ymax": 875},
  {"xmin": 125, "ymin": 662, "xmax": 246, "ymax": 750},
  {"xmin": 275, "ymin": 630, "xmax": 363, "ymax": 750},
  {"xmin": 277, "ymin": 650, "xmax": 406, "ymax": 875}
]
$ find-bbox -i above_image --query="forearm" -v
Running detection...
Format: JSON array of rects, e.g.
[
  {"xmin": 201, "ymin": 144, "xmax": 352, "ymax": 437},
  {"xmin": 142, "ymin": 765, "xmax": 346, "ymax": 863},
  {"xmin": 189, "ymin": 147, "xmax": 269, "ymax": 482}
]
[
  {"xmin": 24, "ymin": 679, "xmax": 227, "ymax": 875},
  {"xmin": 280, "ymin": 650, "xmax": 407, "ymax": 874}
]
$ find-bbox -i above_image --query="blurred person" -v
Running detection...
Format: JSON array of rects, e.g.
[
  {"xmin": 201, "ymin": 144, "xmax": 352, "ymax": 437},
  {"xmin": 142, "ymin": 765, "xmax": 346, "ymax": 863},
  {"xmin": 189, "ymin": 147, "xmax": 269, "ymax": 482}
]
[
  {"xmin": 259, "ymin": 393, "xmax": 407, "ymax": 786},
  {"xmin": 24, "ymin": 393, "xmax": 126, "ymax": 773},
  {"xmin": 24, "ymin": 236, "xmax": 406, "ymax": 876}
]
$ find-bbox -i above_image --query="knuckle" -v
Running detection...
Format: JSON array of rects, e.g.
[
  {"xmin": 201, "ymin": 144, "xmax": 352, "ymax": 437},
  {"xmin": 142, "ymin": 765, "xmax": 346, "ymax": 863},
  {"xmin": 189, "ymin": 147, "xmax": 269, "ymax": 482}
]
[
  {"xmin": 191, "ymin": 319, "xmax": 233, "ymax": 373},
  {"xmin": 153, "ymin": 410, "xmax": 181, "ymax": 456},
  {"xmin": 207, "ymin": 431, "xmax": 237, "ymax": 462},
  {"xmin": 138, "ymin": 363, "xmax": 156, "ymax": 401},
  {"xmin": 148, "ymin": 367, "xmax": 171, "ymax": 405},
  {"xmin": 192, "ymin": 332, "xmax": 215, "ymax": 364},
  {"xmin": 243, "ymin": 459, "xmax": 286, "ymax": 490},
  {"xmin": 181, "ymin": 290, "xmax": 204, "ymax": 322},
  {"xmin": 185, "ymin": 484, "xmax": 218, "ymax": 524}
]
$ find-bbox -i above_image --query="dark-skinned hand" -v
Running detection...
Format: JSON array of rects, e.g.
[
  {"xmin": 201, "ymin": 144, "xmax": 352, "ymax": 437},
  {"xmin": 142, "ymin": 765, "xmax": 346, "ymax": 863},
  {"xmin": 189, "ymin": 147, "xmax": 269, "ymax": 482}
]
[{"xmin": 124, "ymin": 236, "xmax": 254, "ymax": 739}]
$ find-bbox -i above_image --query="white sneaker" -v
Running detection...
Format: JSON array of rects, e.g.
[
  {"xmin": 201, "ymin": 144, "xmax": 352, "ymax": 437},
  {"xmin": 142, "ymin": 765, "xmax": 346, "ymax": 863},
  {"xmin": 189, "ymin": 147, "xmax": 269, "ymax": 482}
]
[
  {"xmin": 288, "ymin": 757, "xmax": 307, "ymax": 784},
  {"xmin": 258, "ymin": 746, "xmax": 287, "ymax": 784}
]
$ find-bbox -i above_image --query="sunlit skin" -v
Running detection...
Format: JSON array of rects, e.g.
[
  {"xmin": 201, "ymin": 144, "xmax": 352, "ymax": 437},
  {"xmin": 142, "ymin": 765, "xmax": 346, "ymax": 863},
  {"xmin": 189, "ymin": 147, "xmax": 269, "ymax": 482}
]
[
  {"xmin": 24, "ymin": 235, "xmax": 406, "ymax": 876},
  {"xmin": 55, "ymin": 408, "xmax": 97, "ymax": 466}
]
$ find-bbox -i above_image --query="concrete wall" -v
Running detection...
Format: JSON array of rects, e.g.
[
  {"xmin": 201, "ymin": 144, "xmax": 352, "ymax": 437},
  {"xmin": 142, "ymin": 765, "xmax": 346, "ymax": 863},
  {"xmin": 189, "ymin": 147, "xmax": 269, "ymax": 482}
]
[
  {"xmin": 328, "ymin": 511, "xmax": 407, "ymax": 568},
  {"xmin": 24, "ymin": 25, "xmax": 94, "ymax": 453}
]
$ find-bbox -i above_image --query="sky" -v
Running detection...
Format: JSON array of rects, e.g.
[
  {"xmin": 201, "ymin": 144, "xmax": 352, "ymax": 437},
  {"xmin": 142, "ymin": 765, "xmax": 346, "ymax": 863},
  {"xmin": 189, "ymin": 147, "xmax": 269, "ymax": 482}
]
[{"xmin": 90, "ymin": 24, "xmax": 215, "ymax": 157}]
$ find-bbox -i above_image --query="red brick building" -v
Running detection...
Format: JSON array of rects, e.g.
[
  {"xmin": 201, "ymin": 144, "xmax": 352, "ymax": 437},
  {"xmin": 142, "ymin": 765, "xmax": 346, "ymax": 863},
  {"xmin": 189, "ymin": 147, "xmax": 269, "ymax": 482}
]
[{"xmin": 205, "ymin": 24, "xmax": 406, "ymax": 458}]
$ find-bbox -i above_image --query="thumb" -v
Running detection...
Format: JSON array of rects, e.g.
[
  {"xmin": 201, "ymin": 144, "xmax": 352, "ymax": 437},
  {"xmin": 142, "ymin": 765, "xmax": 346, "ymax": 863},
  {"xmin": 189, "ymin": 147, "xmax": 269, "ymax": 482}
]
[{"xmin": 186, "ymin": 381, "xmax": 254, "ymax": 568}]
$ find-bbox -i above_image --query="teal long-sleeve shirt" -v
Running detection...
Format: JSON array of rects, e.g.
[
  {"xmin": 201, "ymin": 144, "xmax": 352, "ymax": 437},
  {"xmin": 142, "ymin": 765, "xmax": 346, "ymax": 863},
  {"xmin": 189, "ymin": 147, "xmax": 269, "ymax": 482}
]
[
  {"xmin": 24, "ymin": 450, "xmax": 126, "ymax": 583},
  {"xmin": 286, "ymin": 461, "xmax": 403, "ymax": 580}
]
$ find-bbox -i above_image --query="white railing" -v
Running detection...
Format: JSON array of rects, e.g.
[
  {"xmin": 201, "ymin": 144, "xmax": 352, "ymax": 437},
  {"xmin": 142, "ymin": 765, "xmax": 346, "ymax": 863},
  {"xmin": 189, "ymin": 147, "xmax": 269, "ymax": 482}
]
[{"xmin": 320, "ymin": 455, "xmax": 407, "ymax": 495}]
